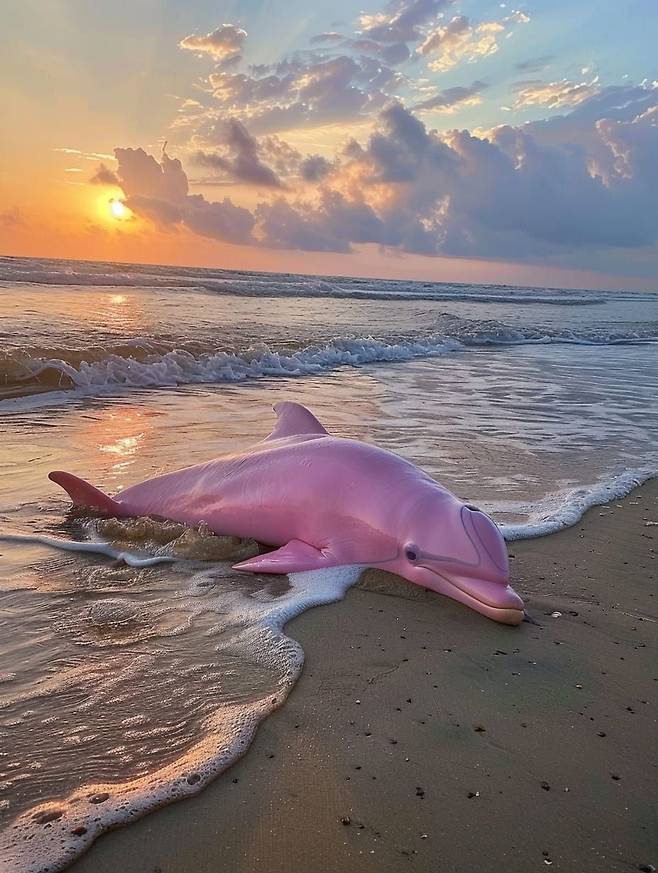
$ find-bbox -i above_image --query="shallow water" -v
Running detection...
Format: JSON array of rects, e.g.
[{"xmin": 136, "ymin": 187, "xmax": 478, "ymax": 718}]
[{"xmin": 1, "ymin": 258, "xmax": 658, "ymax": 870}]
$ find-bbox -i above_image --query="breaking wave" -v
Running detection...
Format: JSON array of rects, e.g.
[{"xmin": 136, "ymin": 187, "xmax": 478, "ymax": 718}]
[{"xmin": 3, "ymin": 321, "xmax": 657, "ymax": 404}]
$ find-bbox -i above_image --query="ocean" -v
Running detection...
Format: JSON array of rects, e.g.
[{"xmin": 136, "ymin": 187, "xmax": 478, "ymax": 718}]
[{"xmin": 1, "ymin": 255, "xmax": 657, "ymax": 871}]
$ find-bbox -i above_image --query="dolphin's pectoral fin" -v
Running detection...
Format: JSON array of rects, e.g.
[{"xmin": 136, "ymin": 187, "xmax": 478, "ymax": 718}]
[
  {"xmin": 232, "ymin": 539, "xmax": 340, "ymax": 574},
  {"xmin": 264, "ymin": 402, "xmax": 329, "ymax": 441}
]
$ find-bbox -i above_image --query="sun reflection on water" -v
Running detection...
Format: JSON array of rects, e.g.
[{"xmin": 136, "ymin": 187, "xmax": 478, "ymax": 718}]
[{"xmin": 79, "ymin": 407, "xmax": 154, "ymax": 483}]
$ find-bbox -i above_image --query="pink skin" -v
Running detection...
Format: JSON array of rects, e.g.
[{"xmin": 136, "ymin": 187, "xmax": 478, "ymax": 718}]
[{"xmin": 49, "ymin": 402, "xmax": 524, "ymax": 625}]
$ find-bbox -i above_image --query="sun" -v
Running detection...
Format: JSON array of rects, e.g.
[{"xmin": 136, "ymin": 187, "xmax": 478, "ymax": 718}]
[{"xmin": 109, "ymin": 198, "xmax": 131, "ymax": 220}]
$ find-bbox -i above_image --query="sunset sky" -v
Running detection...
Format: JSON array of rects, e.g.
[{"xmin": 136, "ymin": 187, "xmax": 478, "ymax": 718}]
[{"xmin": 2, "ymin": 0, "xmax": 657, "ymax": 289}]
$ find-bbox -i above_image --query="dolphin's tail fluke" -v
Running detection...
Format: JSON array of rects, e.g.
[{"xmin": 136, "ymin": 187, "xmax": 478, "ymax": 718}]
[{"xmin": 48, "ymin": 471, "xmax": 126, "ymax": 516}]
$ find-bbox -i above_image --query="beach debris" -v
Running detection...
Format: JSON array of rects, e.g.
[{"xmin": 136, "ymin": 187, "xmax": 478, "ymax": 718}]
[
  {"xmin": 596, "ymin": 731, "xmax": 607, "ymax": 737},
  {"xmin": 473, "ymin": 724, "xmax": 486, "ymax": 733},
  {"xmin": 340, "ymin": 816, "xmax": 351, "ymax": 826},
  {"xmin": 466, "ymin": 791, "xmax": 479, "ymax": 799},
  {"xmin": 575, "ymin": 683, "xmax": 583, "ymax": 689},
  {"xmin": 637, "ymin": 865, "xmax": 656, "ymax": 873},
  {"xmin": 540, "ymin": 781, "xmax": 551, "ymax": 791},
  {"xmin": 550, "ymin": 611, "xmax": 562, "ymax": 618},
  {"xmin": 643, "ymin": 521, "xmax": 658, "ymax": 526}
]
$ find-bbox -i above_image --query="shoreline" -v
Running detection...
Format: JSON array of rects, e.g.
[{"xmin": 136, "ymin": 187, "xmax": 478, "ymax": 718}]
[{"xmin": 65, "ymin": 479, "xmax": 658, "ymax": 873}]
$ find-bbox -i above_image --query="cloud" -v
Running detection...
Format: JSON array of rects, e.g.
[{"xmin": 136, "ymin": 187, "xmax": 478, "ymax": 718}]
[
  {"xmin": 179, "ymin": 24, "xmax": 247, "ymax": 64},
  {"xmin": 519, "ymin": 82, "xmax": 658, "ymax": 178},
  {"xmin": 109, "ymin": 84, "xmax": 658, "ymax": 270},
  {"xmin": 123, "ymin": 195, "xmax": 184, "ymax": 226},
  {"xmin": 344, "ymin": 37, "xmax": 411, "ymax": 65},
  {"xmin": 184, "ymin": 194, "xmax": 256, "ymax": 243},
  {"xmin": 177, "ymin": 1, "xmax": 527, "ymax": 144},
  {"xmin": 515, "ymin": 55, "xmax": 553, "ymax": 73},
  {"xmin": 419, "ymin": 11, "xmax": 529, "ymax": 72},
  {"xmin": 194, "ymin": 119, "xmax": 283, "ymax": 187},
  {"xmin": 256, "ymin": 189, "xmax": 387, "ymax": 253},
  {"xmin": 358, "ymin": 0, "xmax": 453, "ymax": 44},
  {"xmin": 414, "ymin": 80, "xmax": 487, "ymax": 113},
  {"xmin": 597, "ymin": 105, "xmax": 658, "ymax": 187},
  {"xmin": 251, "ymin": 92, "xmax": 658, "ymax": 258},
  {"xmin": 113, "ymin": 147, "xmax": 254, "ymax": 243},
  {"xmin": 201, "ymin": 54, "xmax": 404, "ymax": 134},
  {"xmin": 300, "ymin": 154, "xmax": 333, "ymax": 181},
  {"xmin": 513, "ymin": 78, "xmax": 600, "ymax": 110},
  {"xmin": 115, "ymin": 148, "xmax": 189, "ymax": 205},
  {"xmin": 193, "ymin": 122, "xmax": 334, "ymax": 186},
  {"xmin": 55, "ymin": 147, "xmax": 115, "ymax": 161},
  {"xmin": 310, "ymin": 32, "xmax": 344, "ymax": 45},
  {"xmin": 89, "ymin": 163, "xmax": 120, "ymax": 185}
]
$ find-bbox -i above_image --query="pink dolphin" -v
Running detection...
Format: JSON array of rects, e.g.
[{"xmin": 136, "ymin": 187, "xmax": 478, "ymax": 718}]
[{"xmin": 49, "ymin": 402, "xmax": 524, "ymax": 624}]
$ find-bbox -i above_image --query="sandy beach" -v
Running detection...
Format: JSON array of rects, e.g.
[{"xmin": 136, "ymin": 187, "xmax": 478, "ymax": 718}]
[{"xmin": 64, "ymin": 480, "xmax": 657, "ymax": 873}]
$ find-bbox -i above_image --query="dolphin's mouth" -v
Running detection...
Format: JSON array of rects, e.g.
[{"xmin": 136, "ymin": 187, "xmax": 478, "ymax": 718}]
[
  {"xmin": 416, "ymin": 565, "xmax": 524, "ymax": 626},
  {"xmin": 440, "ymin": 573, "xmax": 525, "ymax": 626}
]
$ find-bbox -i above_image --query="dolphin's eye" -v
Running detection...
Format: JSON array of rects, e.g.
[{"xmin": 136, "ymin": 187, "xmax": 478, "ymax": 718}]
[{"xmin": 405, "ymin": 548, "xmax": 418, "ymax": 562}]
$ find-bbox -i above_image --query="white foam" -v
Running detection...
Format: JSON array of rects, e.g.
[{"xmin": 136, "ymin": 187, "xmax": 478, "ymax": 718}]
[
  {"xmin": 499, "ymin": 466, "xmax": 658, "ymax": 540},
  {"xmin": 3, "ymin": 321, "xmax": 657, "ymax": 414},
  {"xmin": 0, "ymin": 533, "xmax": 175, "ymax": 567},
  {"xmin": 0, "ymin": 561, "xmax": 361, "ymax": 873}
]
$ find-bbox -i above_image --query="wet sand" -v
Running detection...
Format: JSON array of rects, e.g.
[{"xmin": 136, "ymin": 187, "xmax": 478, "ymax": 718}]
[{"xmin": 69, "ymin": 481, "xmax": 657, "ymax": 873}]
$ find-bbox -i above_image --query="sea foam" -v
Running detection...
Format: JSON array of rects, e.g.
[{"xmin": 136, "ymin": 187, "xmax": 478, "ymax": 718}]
[
  {"xmin": 0, "ymin": 527, "xmax": 361, "ymax": 873},
  {"xmin": 499, "ymin": 466, "xmax": 658, "ymax": 540},
  {"xmin": 3, "ymin": 321, "xmax": 657, "ymax": 410}
]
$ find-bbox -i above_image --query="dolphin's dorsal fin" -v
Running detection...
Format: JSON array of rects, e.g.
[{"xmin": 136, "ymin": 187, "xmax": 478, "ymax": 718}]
[
  {"xmin": 265, "ymin": 402, "xmax": 329, "ymax": 441},
  {"xmin": 49, "ymin": 471, "xmax": 128, "ymax": 516}
]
